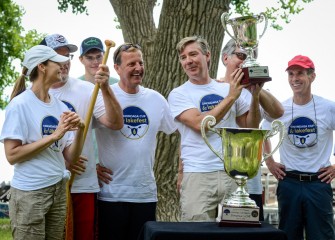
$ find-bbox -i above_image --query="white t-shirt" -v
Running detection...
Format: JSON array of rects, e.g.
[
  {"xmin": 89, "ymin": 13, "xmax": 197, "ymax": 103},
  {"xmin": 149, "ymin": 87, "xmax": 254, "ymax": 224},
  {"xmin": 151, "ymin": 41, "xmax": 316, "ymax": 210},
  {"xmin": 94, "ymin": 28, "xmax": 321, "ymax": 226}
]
[
  {"xmin": 168, "ymin": 80, "xmax": 249, "ymax": 173},
  {"xmin": 0, "ymin": 89, "xmax": 73, "ymax": 191},
  {"xmin": 96, "ymin": 84, "xmax": 177, "ymax": 202},
  {"xmin": 49, "ymin": 77, "xmax": 106, "ymax": 193},
  {"xmin": 265, "ymin": 95, "xmax": 335, "ymax": 172}
]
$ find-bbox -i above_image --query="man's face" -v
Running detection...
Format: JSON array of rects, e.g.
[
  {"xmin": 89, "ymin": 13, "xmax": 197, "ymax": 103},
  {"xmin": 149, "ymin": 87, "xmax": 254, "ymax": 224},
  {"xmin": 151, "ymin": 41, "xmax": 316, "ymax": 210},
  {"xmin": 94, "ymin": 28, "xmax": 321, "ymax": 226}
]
[
  {"xmin": 178, "ymin": 42, "xmax": 210, "ymax": 81},
  {"xmin": 114, "ymin": 50, "xmax": 144, "ymax": 89},
  {"xmin": 54, "ymin": 46, "xmax": 71, "ymax": 82},
  {"xmin": 287, "ymin": 66, "xmax": 315, "ymax": 95},
  {"xmin": 80, "ymin": 49, "xmax": 103, "ymax": 76},
  {"xmin": 223, "ymin": 47, "xmax": 247, "ymax": 72}
]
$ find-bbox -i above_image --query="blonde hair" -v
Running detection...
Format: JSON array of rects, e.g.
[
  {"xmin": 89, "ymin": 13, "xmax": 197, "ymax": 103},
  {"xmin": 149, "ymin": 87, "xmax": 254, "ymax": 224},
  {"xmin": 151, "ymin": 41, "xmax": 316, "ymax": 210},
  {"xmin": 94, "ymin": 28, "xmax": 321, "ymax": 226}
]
[
  {"xmin": 176, "ymin": 36, "xmax": 210, "ymax": 55},
  {"xmin": 10, "ymin": 62, "xmax": 42, "ymax": 101},
  {"xmin": 176, "ymin": 36, "xmax": 211, "ymax": 68},
  {"xmin": 10, "ymin": 67, "xmax": 28, "ymax": 101}
]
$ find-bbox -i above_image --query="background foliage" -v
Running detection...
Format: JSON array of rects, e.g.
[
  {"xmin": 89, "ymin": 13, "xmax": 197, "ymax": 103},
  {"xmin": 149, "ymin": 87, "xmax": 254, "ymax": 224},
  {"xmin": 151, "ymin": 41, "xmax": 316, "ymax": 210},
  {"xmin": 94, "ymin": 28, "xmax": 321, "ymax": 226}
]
[{"xmin": 0, "ymin": 0, "xmax": 44, "ymax": 109}]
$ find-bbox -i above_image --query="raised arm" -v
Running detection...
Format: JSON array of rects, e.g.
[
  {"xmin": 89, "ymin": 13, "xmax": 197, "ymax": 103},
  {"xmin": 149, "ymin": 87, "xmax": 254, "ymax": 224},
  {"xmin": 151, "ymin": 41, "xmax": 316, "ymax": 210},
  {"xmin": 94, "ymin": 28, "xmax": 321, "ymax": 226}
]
[
  {"xmin": 175, "ymin": 68, "xmax": 245, "ymax": 132},
  {"xmin": 236, "ymin": 84, "xmax": 262, "ymax": 128},
  {"xmin": 259, "ymin": 89, "xmax": 284, "ymax": 119},
  {"xmin": 95, "ymin": 64, "xmax": 123, "ymax": 130}
]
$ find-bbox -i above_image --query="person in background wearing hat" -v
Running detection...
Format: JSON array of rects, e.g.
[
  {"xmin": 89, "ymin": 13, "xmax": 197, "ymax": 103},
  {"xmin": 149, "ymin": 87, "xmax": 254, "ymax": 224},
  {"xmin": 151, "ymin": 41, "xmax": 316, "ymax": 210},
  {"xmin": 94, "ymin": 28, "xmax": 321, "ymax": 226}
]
[
  {"xmin": 40, "ymin": 33, "xmax": 123, "ymax": 240},
  {"xmin": 0, "ymin": 45, "xmax": 85, "ymax": 239},
  {"xmin": 79, "ymin": 37, "xmax": 119, "ymax": 185},
  {"xmin": 79, "ymin": 36, "xmax": 119, "ymax": 84},
  {"xmin": 264, "ymin": 55, "xmax": 335, "ymax": 240}
]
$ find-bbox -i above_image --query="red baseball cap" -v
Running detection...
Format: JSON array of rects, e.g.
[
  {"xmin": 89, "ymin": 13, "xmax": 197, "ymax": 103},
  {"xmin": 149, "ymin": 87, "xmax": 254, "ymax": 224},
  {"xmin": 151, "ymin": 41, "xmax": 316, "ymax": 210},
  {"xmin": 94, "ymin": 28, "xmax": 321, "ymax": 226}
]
[{"xmin": 286, "ymin": 55, "xmax": 315, "ymax": 70}]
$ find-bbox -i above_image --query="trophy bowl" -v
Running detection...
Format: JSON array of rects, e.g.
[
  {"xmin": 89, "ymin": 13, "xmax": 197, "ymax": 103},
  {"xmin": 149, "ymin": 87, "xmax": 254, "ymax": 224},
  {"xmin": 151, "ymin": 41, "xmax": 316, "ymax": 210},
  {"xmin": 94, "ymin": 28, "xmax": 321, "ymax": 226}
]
[
  {"xmin": 201, "ymin": 115, "xmax": 284, "ymax": 226},
  {"xmin": 221, "ymin": 12, "xmax": 271, "ymax": 84}
]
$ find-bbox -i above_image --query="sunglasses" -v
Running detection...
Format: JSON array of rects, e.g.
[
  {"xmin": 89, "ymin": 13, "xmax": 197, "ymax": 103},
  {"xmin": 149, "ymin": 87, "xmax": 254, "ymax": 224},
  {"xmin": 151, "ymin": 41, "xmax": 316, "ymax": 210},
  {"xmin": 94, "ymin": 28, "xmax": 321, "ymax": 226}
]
[
  {"xmin": 232, "ymin": 51, "xmax": 247, "ymax": 61},
  {"xmin": 113, "ymin": 43, "xmax": 141, "ymax": 64}
]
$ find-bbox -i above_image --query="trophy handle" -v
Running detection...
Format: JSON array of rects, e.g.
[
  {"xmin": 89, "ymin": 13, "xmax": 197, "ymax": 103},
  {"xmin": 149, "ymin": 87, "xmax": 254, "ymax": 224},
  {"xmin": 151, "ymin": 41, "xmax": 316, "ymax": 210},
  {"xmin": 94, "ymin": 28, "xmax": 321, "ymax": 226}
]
[
  {"xmin": 262, "ymin": 120, "xmax": 285, "ymax": 161},
  {"xmin": 200, "ymin": 115, "xmax": 222, "ymax": 160},
  {"xmin": 257, "ymin": 12, "xmax": 268, "ymax": 40},
  {"xmin": 221, "ymin": 12, "xmax": 236, "ymax": 41}
]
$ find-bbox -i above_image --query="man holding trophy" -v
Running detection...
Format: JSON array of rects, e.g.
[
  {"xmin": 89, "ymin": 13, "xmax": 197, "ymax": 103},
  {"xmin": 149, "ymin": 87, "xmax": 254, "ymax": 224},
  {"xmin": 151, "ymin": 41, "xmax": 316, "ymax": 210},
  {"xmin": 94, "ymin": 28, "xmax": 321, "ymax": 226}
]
[
  {"xmin": 219, "ymin": 38, "xmax": 284, "ymax": 221},
  {"xmin": 168, "ymin": 35, "xmax": 262, "ymax": 222}
]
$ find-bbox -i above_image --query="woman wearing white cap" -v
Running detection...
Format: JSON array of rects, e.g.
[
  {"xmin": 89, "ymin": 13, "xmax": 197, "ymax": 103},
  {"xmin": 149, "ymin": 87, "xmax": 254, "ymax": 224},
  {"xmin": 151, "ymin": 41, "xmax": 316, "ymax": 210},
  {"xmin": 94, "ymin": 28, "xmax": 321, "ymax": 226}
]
[{"xmin": 0, "ymin": 45, "xmax": 85, "ymax": 240}]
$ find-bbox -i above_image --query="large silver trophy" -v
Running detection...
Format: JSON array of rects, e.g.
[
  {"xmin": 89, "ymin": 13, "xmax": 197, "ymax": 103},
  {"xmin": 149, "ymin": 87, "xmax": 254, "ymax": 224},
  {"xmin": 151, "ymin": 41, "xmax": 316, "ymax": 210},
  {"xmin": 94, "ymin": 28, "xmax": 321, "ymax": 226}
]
[
  {"xmin": 221, "ymin": 12, "xmax": 271, "ymax": 85},
  {"xmin": 201, "ymin": 115, "xmax": 284, "ymax": 227}
]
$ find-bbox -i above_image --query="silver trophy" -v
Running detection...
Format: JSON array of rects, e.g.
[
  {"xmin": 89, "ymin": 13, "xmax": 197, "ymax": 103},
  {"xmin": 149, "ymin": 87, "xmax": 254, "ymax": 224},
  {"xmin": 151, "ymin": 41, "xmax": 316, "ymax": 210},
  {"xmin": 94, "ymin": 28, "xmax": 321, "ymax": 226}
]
[
  {"xmin": 221, "ymin": 12, "xmax": 271, "ymax": 84},
  {"xmin": 201, "ymin": 115, "xmax": 284, "ymax": 226}
]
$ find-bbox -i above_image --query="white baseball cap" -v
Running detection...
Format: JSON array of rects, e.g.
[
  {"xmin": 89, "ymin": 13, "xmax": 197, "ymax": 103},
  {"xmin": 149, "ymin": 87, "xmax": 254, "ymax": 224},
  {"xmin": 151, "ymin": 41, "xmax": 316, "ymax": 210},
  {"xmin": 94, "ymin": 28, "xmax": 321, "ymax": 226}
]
[{"xmin": 23, "ymin": 45, "xmax": 69, "ymax": 75}]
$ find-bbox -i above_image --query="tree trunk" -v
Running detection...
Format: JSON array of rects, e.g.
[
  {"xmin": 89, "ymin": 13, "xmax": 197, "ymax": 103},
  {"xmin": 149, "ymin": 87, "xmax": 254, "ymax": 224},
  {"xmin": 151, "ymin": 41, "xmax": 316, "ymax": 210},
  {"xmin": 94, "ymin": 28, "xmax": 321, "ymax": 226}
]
[{"xmin": 110, "ymin": 0, "xmax": 230, "ymax": 221}]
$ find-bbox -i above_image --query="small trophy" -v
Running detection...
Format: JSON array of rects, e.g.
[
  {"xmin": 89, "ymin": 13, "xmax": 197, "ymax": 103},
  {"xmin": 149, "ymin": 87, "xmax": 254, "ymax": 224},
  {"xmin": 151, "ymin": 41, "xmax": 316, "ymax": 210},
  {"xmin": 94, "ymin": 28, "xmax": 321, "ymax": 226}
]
[
  {"xmin": 221, "ymin": 12, "xmax": 271, "ymax": 85},
  {"xmin": 201, "ymin": 115, "xmax": 284, "ymax": 227}
]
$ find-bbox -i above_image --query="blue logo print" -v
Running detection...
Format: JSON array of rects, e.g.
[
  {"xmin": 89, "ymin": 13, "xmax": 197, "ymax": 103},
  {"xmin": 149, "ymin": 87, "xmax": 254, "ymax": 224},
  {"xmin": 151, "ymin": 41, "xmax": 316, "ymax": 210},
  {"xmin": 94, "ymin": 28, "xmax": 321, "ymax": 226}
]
[
  {"xmin": 121, "ymin": 106, "xmax": 149, "ymax": 139},
  {"xmin": 41, "ymin": 116, "xmax": 61, "ymax": 151},
  {"xmin": 62, "ymin": 101, "xmax": 76, "ymax": 112},
  {"xmin": 288, "ymin": 117, "xmax": 317, "ymax": 148},
  {"xmin": 200, "ymin": 94, "xmax": 223, "ymax": 112},
  {"xmin": 200, "ymin": 94, "xmax": 231, "ymax": 121}
]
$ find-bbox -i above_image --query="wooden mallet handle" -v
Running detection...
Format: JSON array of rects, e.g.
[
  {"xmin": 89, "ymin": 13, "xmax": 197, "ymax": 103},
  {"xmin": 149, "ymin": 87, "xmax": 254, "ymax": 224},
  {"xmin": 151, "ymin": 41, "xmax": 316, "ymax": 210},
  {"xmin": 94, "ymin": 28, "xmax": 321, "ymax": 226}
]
[{"xmin": 69, "ymin": 39, "xmax": 115, "ymax": 187}]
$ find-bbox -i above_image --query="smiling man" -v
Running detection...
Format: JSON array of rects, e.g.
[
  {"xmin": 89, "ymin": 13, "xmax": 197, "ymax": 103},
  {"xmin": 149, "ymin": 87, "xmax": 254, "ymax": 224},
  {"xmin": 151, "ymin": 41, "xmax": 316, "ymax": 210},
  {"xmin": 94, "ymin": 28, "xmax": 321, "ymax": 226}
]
[
  {"xmin": 95, "ymin": 43, "xmax": 176, "ymax": 240},
  {"xmin": 220, "ymin": 39, "xmax": 284, "ymax": 222},
  {"xmin": 168, "ymin": 36, "xmax": 263, "ymax": 221},
  {"xmin": 264, "ymin": 55, "xmax": 335, "ymax": 240}
]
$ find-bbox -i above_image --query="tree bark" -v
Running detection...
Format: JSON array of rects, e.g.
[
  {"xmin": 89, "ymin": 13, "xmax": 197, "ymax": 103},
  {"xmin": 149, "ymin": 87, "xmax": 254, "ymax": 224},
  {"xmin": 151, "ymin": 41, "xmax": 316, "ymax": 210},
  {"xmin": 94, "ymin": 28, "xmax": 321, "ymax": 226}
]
[{"xmin": 110, "ymin": 0, "xmax": 230, "ymax": 221}]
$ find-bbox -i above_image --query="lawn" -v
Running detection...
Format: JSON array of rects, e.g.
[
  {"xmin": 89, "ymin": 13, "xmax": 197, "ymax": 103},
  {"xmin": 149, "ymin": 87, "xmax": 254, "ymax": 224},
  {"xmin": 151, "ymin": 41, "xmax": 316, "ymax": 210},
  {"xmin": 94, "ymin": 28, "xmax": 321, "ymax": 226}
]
[{"xmin": 0, "ymin": 218, "xmax": 11, "ymax": 240}]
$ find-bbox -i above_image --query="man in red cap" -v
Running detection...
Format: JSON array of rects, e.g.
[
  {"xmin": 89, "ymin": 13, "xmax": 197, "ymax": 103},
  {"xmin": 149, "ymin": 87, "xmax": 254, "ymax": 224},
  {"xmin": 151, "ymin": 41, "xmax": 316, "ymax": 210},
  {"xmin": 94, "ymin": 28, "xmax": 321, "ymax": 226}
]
[{"xmin": 264, "ymin": 55, "xmax": 335, "ymax": 240}]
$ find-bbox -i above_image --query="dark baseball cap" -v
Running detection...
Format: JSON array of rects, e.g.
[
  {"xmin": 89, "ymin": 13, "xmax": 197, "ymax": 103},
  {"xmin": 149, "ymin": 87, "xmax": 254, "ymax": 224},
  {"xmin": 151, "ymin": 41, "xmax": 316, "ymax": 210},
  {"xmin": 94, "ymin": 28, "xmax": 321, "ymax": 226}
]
[
  {"xmin": 80, "ymin": 37, "xmax": 104, "ymax": 56},
  {"xmin": 39, "ymin": 34, "xmax": 78, "ymax": 53}
]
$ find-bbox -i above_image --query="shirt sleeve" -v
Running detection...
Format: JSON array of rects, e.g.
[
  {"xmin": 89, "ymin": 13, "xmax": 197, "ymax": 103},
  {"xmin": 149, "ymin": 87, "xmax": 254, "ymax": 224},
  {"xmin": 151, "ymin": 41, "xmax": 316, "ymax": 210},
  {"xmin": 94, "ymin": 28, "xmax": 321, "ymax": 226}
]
[
  {"xmin": 168, "ymin": 88, "xmax": 196, "ymax": 119},
  {"xmin": 0, "ymin": 104, "xmax": 28, "ymax": 144}
]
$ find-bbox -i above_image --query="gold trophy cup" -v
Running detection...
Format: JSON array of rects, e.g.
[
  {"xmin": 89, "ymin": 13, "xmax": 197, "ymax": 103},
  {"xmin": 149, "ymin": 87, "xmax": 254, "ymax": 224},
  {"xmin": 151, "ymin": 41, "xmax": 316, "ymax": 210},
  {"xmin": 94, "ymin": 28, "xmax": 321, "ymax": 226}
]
[
  {"xmin": 221, "ymin": 12, "xmax": 271, "ymax": 85},
  {"xmin": 201, "ymin": 115, "xmax": 284, "ymax": 227}
]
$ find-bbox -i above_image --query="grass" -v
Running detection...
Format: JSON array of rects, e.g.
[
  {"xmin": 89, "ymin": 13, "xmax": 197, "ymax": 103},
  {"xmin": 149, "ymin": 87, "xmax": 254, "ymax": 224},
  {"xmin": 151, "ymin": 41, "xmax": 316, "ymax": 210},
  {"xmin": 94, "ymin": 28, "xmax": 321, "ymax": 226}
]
[{"xmin": 0, "ymin": 218, "xmax": 12, "ymax": 240}]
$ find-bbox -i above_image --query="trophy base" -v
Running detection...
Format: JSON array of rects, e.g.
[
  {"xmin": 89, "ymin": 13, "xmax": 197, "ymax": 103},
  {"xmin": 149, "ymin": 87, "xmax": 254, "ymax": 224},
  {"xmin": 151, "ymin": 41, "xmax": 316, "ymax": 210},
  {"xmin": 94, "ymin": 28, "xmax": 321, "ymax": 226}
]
[
  {"xmin": 241, "ymin": 66, "xmax": 272, "ymax": 85},
  {"xmin": 217, "ymin": 204, "xmax": 261, "ymax": 227},
  {"xmin": 219, "ymin": 220, "xmax": 261, "ymax": 227}
]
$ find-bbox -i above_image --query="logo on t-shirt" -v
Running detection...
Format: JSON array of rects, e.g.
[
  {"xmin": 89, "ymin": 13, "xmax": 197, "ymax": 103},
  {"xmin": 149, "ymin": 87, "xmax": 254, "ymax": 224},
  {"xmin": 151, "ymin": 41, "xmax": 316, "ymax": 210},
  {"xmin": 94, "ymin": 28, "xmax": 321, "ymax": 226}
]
[
  {"xmin": 41, "ymin": 116, "xmax": 62, "ymax": 151},
  {"xmin": 288, "ymin": 116, "xmax": 317, "ymax": 148},
  {"xmin": 62, "ymin": 100, "xmax": 76, "ymax": 112},
  {"xmin": 121, "ymin": 106, "xmax": 149, "ymax": 139},
  {"xmin": 200, "ymin": 94, "xmax": 231, "ymax": 121}
]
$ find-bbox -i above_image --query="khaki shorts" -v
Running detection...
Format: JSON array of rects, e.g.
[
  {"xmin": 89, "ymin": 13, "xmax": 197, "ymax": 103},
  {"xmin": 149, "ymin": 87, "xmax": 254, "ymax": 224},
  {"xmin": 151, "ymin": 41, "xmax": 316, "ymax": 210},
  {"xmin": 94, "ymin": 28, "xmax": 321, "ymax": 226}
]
[
  {"xmin": 180, "ymin": 171, "xmax": 237, "ymax": 221},
  {"xmin": 9, "ymin": 179, "xmax": 67, "ymax": 240}
]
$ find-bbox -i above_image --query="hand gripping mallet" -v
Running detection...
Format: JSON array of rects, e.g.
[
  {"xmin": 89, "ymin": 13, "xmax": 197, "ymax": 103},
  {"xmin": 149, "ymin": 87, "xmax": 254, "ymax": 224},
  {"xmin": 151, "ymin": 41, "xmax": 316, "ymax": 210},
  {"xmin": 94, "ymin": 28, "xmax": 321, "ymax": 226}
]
[{"xmin": 65, "ymin": 40, "xmax": 116, "ymax": 240}]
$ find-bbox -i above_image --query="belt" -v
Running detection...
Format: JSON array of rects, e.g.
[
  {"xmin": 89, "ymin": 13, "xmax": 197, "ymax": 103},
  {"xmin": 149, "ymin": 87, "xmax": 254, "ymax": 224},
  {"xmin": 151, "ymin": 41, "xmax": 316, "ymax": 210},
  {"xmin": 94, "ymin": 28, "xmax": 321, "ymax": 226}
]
[{"xmin": 285, "ymin": 171, "xmax": 320, "ymax": 182}]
